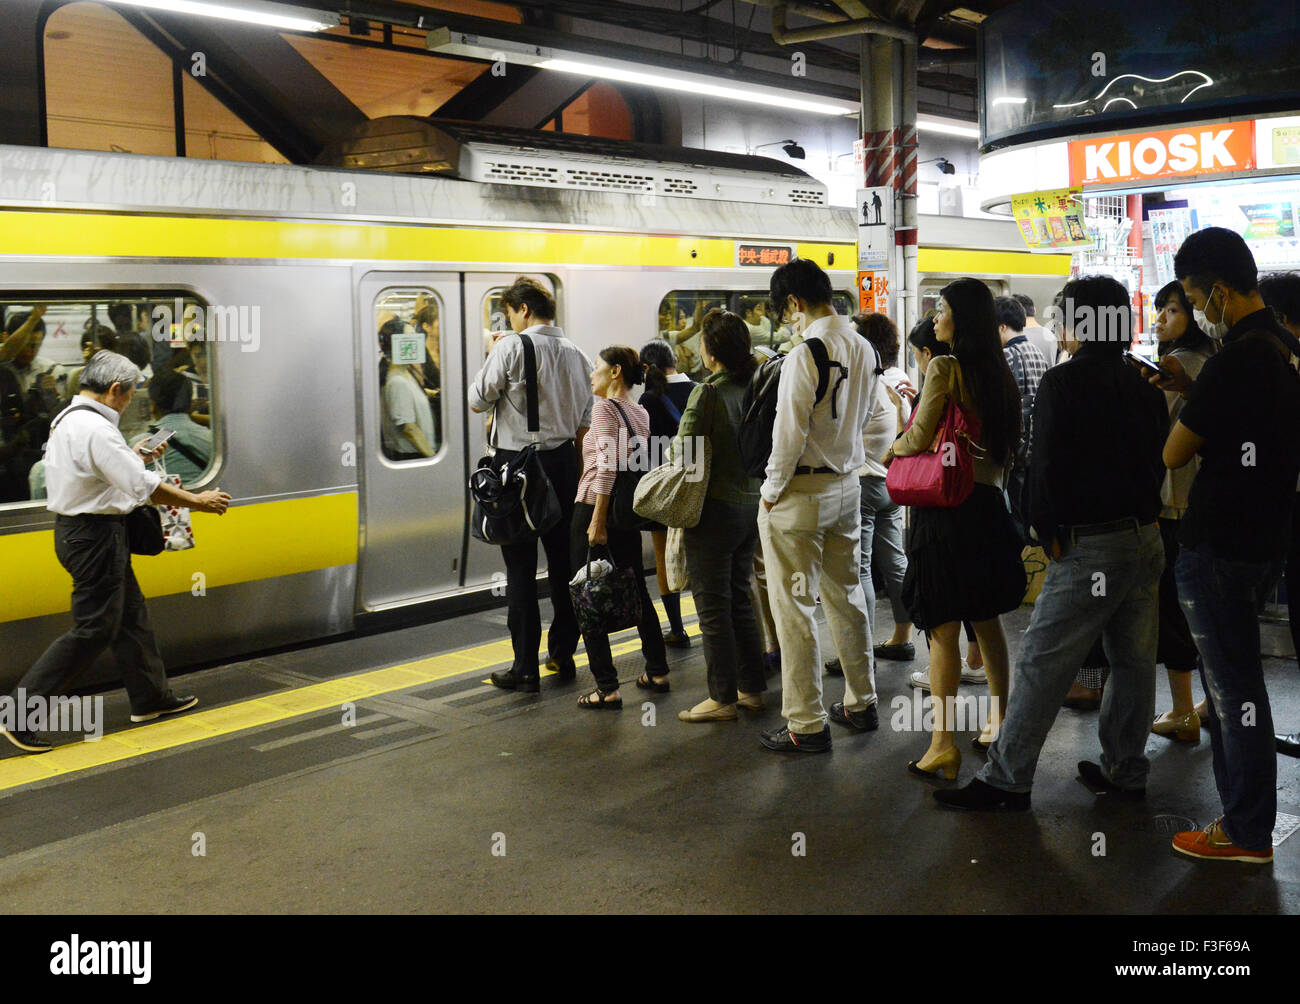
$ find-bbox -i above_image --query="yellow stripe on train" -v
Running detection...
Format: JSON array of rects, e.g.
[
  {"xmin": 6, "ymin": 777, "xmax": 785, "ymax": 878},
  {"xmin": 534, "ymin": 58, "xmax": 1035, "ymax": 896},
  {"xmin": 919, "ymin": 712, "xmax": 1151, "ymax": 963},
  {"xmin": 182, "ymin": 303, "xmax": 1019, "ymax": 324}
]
[{"xmin": 0, "ymin": 493, "xmax": 358, "ymax": 624}]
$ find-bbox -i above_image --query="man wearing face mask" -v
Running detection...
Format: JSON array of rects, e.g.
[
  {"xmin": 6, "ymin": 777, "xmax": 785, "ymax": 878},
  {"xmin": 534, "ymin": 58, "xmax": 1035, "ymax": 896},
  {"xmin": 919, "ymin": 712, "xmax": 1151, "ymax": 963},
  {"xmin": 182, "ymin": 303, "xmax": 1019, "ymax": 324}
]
[
  {"xmin": 756, "ymin": 259, "xmax": 880, "ymax": 753},
  {"xmin": 1156, "ymin": 227, "xmax": 1300, "ymax": 864}
]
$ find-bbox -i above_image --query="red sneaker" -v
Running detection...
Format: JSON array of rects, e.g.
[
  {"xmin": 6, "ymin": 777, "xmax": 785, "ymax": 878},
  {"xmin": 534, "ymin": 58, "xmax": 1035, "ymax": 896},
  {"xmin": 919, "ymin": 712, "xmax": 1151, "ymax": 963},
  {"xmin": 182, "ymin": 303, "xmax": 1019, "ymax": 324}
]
[{"xmin": 1172, "ymin": 818, "xmax": 1273, "ymax": 864}]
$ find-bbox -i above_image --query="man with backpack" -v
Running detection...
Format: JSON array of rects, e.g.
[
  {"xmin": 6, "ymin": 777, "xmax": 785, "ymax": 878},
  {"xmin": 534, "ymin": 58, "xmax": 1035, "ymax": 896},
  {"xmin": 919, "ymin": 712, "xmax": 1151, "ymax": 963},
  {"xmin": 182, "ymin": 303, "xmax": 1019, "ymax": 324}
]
[{"xmin": 750, "ymin": 259, "xmax": 880, "ymax": 753}]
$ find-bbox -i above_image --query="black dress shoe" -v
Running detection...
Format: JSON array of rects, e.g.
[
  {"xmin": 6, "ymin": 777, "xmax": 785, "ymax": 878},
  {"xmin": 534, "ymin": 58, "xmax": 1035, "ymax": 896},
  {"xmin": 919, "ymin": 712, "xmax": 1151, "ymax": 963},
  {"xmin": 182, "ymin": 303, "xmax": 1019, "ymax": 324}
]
[
  {"xmin": 759, "ymin": 725, "xmax": 831, "ymax": 753},
  {"xmin": 934, "ymin": 777, "xmax": 1030, "ymax": 811},
  {"xmin": 129, "ymin": 693, "xmax": 198, "ymax": 723},
  {"xmin": 1076, "ymin": 760, "xmax": 1144, "ymax": 799},
  {"xmin": 545, "ymin": 657, "xmax": 576, "ymax": 682},
  {"xmin": 829, "ymin": 701, "xmax": 878, "ymax": 732},
  {"xmin": 823, "ymin": 659, "xmax": 843, "ymax": 677},
  {"xmin": 874, "ymin": 642, "xmax": 916, "ymax": 661},
  {"xmin": 490, "ymin": 669, "xmax": 539, "ymax": 693},
  {"xmin": 1276, "ymin": 732, "xmax": 1300, "ymax": 758},
  {"xmin": 0, "ymin": 727, "xmax": 52, "ymax": 753}
]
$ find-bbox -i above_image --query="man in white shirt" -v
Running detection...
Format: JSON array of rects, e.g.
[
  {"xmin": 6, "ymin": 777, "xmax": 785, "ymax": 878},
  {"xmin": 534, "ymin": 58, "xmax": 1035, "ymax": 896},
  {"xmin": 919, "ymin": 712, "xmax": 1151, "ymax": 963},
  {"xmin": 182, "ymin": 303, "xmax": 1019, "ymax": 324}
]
[
  {"xmin": 469, "ymin": 278, "xmax": 593, "ymax": 693},
  {"xmin": 757, "ymin": 260, "xmax": 880, "ymax": 753},
  {"xmin": 2, "ymin": 351, "xmax": 231, "ymax": 753}
]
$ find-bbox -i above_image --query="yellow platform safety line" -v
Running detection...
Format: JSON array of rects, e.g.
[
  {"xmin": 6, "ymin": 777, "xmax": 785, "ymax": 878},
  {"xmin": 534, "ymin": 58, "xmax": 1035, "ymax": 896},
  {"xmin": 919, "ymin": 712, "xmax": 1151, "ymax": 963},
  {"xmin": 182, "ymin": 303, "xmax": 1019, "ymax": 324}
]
[{"xmin": 0, "ymin": 596, "xmax": 701, "ymax": 793}]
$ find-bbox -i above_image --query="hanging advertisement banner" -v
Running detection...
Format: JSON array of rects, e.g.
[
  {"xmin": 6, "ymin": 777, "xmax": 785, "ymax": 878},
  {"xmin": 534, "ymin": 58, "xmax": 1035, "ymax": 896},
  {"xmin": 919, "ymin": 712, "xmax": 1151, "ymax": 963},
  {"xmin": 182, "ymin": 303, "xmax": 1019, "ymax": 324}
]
[
  {"xmin": 1011, "ymin": 187, "xmax": 1092, "ymax": 250},
  {"xmin": 858, "ymin": 271, "xmax": 890, "ymax": 316}
]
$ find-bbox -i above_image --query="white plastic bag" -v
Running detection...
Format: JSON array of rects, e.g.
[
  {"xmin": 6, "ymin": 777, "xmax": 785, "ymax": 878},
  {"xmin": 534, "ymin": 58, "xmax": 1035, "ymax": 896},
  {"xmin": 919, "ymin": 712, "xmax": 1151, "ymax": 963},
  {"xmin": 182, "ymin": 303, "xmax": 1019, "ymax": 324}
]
[{"xmin": 569, "ymin": 557, "xmax": 614, "ymax": 587}]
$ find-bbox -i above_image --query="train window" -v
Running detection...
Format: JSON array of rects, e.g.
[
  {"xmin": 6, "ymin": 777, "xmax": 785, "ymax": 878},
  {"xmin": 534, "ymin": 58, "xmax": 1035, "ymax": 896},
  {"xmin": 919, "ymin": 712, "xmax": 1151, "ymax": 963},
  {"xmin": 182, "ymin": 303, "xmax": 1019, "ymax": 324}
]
[
  {"xmin": 0, "ymin": 295, "xmax": 217, "ymax": 507},
  {"xmin": 657, "ymin": 291, "xmax": 727, "ymax": 375},
  {"xmin": 375, "ymin": 289, "xmax": 442, "ymax": 462},
  {"xmin": 482, "ymin": 288, "xmax": 512, "ymax": 359}
]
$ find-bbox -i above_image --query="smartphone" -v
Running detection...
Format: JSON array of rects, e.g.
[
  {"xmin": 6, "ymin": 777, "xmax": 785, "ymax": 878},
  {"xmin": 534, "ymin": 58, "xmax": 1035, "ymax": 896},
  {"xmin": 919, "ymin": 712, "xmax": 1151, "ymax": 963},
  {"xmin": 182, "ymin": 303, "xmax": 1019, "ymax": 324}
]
[
  {"xmin": 139, "ymin": 428, "xmax": 176, "ymax": 452},
  {"xmin": 1125, "ymin": 350, "xmax": 1164, "ymax": 377}
]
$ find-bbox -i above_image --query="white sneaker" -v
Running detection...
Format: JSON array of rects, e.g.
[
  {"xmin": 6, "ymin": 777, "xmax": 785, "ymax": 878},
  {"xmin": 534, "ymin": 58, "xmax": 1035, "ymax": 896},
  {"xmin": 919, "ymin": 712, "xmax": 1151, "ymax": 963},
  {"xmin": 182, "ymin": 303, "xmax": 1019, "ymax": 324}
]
[{"xmin": 910, "ymin": 663, "xmax": 987, "ymax": 692}]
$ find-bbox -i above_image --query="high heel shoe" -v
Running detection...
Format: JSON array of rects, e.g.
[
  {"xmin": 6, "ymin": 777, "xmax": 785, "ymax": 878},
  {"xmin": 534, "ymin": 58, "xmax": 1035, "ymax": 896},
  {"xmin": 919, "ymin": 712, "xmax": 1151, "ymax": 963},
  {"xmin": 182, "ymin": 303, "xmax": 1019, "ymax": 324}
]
[
  {"xmin": 1152, "ymin": 709, "xmax": 1201, "ymax": 742},
  {"xmin": 907, "ymin": 745, "xmax": 961, "ymax": 783}
]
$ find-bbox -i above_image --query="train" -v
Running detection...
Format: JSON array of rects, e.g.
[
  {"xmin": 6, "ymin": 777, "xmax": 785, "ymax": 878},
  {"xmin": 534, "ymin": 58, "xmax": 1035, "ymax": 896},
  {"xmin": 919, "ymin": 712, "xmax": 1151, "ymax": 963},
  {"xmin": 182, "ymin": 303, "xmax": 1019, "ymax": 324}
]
[{"xmin": 0, "ymin": 120, "xmax": 1070, "ymax": 687}]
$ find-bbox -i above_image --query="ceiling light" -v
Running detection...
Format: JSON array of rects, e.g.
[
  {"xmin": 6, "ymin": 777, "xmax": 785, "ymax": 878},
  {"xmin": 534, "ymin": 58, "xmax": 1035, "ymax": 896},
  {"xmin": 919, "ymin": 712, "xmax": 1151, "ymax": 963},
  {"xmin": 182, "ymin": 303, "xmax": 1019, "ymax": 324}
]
[
  {"xmin": 917, "ymin": 119, "xmax": 981, "ymax": 139},
  {"xmin": 426, "ymin": 30, "xmax": 857, "ymax": 117},
  {"xmin": 101, "ymin": 0, "xmax": 340, "ymax": 31}
]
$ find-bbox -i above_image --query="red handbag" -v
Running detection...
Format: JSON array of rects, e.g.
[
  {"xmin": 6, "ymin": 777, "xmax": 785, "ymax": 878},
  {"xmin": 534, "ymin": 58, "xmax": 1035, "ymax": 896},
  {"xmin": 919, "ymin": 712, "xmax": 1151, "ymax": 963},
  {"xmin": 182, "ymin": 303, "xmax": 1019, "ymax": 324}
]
[{"xmin": 885, "ymin": 397, "xmax": 983, "ymax": 508}]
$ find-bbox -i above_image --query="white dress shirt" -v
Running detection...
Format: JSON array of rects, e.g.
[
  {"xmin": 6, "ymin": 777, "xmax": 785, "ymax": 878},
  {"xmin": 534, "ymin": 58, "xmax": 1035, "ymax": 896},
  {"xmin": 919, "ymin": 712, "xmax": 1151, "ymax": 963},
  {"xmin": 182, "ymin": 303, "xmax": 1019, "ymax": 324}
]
[
  {"xmin": 469, "ymin": 324, "xmax": 594, "ymax": 451},
  {"xmin": 44, "ymin": 398, "xmax": 162, "ymax": 516},
  {"xmin": 762, "ymin": 313, "xmax": 879, "ymax": 503}
]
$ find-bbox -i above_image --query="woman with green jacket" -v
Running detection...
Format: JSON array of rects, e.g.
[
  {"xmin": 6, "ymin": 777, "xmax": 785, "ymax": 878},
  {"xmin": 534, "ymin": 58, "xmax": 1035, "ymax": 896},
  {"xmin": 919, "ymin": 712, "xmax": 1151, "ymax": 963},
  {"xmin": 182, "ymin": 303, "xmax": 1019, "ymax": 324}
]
[{"xmin": 677, "ymin": 309, "xmax": 767, "ymax": 722}]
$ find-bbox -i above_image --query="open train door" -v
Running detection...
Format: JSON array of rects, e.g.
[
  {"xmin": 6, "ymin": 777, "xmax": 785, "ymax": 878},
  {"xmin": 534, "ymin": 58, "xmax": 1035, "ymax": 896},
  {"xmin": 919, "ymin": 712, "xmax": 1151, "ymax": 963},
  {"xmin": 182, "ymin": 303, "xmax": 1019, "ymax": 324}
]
[{"xmin": 355, "ymin": 270, "xmax": 467, "ymax": 611}]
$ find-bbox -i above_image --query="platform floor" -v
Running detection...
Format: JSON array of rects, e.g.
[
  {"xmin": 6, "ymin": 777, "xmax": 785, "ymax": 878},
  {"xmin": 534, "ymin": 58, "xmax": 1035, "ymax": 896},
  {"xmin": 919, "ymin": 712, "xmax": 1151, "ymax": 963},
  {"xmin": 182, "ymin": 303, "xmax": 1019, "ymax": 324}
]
[{"xmin": 1, "ymin": 596, "xmax": 1299, "ymax": 914}]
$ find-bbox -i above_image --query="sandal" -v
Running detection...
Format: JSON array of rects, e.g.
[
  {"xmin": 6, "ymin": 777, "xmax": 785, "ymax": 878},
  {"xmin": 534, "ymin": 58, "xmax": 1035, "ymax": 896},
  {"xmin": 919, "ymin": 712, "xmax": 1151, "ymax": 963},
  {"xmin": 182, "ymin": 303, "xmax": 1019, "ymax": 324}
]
[
  {"xmin": 578, "ymin": 689, "xmax": 623, "ymax": 710},
  {"xmin": 635, "ymin": 672, "xmax": 670, "ymax": 693}
]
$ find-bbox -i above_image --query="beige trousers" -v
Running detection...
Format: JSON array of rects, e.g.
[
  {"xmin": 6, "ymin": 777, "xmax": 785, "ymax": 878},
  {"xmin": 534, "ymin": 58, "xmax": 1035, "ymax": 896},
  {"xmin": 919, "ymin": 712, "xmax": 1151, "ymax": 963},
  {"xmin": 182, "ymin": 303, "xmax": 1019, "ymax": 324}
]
[{"xmin": 758, "ymin": 473, "xmax": 876, "ymax": 733}]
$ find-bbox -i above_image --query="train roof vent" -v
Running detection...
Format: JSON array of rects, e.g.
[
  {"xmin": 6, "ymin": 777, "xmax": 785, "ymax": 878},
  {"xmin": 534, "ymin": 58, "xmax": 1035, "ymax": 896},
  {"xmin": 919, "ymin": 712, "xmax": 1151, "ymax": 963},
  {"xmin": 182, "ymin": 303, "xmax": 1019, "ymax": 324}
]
[{"xmin": 316, "ymin": 117, "xmax": 828, "ymax": 208}]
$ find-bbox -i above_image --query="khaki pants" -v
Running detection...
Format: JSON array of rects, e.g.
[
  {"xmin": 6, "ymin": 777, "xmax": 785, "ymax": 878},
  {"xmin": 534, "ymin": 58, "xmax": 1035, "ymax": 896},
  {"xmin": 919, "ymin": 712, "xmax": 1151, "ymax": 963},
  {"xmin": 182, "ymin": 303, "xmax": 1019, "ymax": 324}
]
[
  {"xmin": 750, "ymin": 539, "xmax": 779, "ymax": 653},
  {"xmin": 758, "ymin": 473, "xmax": 876, "ymax": 733}
]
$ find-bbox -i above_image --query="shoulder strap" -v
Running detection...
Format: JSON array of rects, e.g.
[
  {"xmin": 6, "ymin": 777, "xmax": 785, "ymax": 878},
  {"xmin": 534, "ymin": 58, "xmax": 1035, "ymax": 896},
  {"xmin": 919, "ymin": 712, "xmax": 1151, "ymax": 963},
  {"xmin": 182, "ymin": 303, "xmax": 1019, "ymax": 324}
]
[
  {"xmin": 661, "ymin": 393, "xmax": 681, "ymax": 424},
  {"xmin": 166, "ymin": 435, "xmax": 204, "ymax": 469},
  {"xmin": 802, "ymin": 336, "xmax": 848, "ymax": 419},
  {"xmin": 49, "ymin": 403, "xmax": 104, "ymax": 433},
  {"xmin": 518, "ymin": 333, "xmax": 539, "ymax": 434}
]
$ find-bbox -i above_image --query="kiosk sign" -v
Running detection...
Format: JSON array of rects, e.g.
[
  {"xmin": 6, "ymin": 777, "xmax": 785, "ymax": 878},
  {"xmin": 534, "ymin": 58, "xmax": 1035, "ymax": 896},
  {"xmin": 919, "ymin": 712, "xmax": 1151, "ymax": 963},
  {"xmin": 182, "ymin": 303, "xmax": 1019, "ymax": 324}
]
[{"xmin": 1068, "ymin": 121, "xmax": 1255, "ymax": 186}]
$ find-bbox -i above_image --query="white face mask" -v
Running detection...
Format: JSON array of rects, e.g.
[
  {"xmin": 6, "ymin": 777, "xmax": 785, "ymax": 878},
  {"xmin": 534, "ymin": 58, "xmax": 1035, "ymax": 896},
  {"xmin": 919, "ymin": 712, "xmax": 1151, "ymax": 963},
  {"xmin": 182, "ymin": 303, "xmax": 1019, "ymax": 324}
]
[{"xmin": 1195, "ymin": 287, "xmax": 1231, "ymax": 340}]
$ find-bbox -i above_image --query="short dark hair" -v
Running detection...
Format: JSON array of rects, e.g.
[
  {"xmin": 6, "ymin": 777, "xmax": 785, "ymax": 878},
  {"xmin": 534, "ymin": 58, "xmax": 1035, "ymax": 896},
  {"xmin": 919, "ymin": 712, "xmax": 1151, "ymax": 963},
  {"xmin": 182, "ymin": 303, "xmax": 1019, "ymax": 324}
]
[
  {"xmin": 107, "ymin": 303, "xmax": 134, "ymax": 332},
  {"xmin": 1174, "ymin": 226, "xmax": 1257, "ymax": 296},
  {"xmin": 1259, "ymin": 272, "xmax": 1300, "ymax": 326},
  {"xmin": 993, "ymin": 295, "xmax": 1026, "ymax": 333},
  {"xmin": 501, "ymin": 277, "xmax": 556, "ymax": 321},
  {"xmin": 1012, "ymin": 292, "xmax": 1035, "ymax": 318},
  {"xmin": 852, "ymin": 312, "xmax": 899, "ymax": 370},
  {"xmin": 1059, "ymin": 274, "xmax": 1132, "ymax": 352},
  {"xmin": 149, "ymin": 367, "xmax": 191, "ymax": 414},
  {"xmin": 378, "ymin": 318, "xmax": 406, "ymax": 359},
  {"xmin": 1154, "ymin": 280, "xmax": 1214, "ymax": 356},
  {"xmin": 700, "ymin": 309, "xmax": 756, "ymax": 380},
  {"xmin": 4, "ymin": 311, "xmax": 44, "ymax": 337},
  {"xmin": 907, "ymin": 315, "xmax": 948, "ymax": 357},
  {"xmin": 599, "ymin": 345, "xmax": 644, "ymax": 387},
  {"xmin": 769, "ymin": 258, "xmax": 833, "ymax": 315}
]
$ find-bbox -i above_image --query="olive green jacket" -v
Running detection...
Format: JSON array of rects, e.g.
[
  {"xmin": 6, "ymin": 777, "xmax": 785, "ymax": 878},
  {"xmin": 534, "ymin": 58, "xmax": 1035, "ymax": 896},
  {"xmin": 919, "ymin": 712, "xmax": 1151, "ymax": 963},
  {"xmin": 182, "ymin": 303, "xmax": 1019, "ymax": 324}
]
[{"xmin": 677, "ymin": 368, "xmax": 761, "ymax": 507}]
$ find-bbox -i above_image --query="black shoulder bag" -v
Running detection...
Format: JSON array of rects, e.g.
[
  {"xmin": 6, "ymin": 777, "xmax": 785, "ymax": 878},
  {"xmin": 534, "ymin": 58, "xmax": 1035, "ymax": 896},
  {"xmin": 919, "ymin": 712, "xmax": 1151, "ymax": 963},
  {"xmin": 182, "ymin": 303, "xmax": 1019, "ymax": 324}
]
[
  {"xmin": 606, "ymin": 399, "xmax": 651, "ymax": 531},
  {"xmin": 49, "ymin": 404, "xmax": 165, "ymax": 555},
  {"xmin": 469, "ymin": 334, "xmax": 563, "ymax": 546}
]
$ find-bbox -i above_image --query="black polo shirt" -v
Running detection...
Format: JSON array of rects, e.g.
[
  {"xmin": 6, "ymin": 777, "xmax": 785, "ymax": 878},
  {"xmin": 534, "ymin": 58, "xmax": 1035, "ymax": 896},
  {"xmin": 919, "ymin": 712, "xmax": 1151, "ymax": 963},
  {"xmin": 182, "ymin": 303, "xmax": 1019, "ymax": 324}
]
[
  {"xmin": 1179, "ymin": 309, "xmax": 1300, "ymax": 562},
  {"xmin": 1028, "ymin": 345, "xmax": 1168, "ymax": 549}
]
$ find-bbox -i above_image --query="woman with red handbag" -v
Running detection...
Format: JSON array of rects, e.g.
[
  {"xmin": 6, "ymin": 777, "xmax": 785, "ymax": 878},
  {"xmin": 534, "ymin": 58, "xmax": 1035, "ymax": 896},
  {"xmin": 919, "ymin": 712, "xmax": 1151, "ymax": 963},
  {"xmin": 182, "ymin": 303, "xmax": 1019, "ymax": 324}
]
[{"xmin": 884, "ymin": 278, "xmax": 1026, "ymax": 782}]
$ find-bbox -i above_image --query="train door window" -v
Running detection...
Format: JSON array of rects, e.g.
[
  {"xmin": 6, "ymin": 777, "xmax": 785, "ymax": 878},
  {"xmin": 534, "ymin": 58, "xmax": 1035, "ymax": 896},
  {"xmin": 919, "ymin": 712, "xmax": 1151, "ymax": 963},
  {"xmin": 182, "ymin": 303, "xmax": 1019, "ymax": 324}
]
[
  {"xmin": 831, "ymin": 291, "xmax": 854, "ymax": 317},
  {"xmin": 0, "ymin": 294, "xmax": 218, "ymax": 507},
  {"xmin": 375, "ymin": 288, "xmax": 442, "ymax": 462},
  {"xmin": 656, "ymin": 291, "xmax": 726, "ymax": 375},
  {"xmin": 731, "ymin": 293, "xmax": 777, "ymax": 351},
  {"xmin": 481, "ymin": 277, "xmax": 560, "ymax": 360}
]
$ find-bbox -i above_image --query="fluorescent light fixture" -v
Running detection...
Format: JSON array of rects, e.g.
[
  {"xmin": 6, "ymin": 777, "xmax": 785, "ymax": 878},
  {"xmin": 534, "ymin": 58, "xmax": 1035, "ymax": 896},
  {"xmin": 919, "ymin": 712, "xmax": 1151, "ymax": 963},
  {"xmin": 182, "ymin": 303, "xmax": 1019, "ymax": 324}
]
[
  {"xmin": 990, "ymin": 96, "xmax": 1027, "ymax": 106},
  {"xmin": 427, "ymin": 29, "xmax": 857, "ymax": 117},
  {"xmin": 917, "ymin": 119, "xmax": 980, "ymax": 139},
  {"xmin": 102, "ymin": 0, "xmax": 340, "ymax": 31}
]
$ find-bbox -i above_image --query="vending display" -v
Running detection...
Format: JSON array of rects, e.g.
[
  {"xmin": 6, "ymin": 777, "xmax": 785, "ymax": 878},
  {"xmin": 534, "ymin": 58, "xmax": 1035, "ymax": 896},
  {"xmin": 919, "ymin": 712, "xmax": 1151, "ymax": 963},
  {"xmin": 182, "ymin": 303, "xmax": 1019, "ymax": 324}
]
[
  {"xmin": 1149, "ymin": 207, "xmax": 1197, "ymax": 286},
  {"xmin": 1188, "ymin": 181, "xmax": 1300, "ymax": 271}
]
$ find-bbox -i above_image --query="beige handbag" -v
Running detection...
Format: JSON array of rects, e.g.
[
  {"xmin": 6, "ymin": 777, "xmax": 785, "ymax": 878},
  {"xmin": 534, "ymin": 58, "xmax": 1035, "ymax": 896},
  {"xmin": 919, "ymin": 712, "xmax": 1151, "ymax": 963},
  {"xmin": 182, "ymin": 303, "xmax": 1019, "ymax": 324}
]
[
  {"xmin": 665, "ymin": 526, "xmax": 689, "ymax": 592},
  {"xmin": 631, "ymin": 383, "xmax": 715, "ymax": 528}
]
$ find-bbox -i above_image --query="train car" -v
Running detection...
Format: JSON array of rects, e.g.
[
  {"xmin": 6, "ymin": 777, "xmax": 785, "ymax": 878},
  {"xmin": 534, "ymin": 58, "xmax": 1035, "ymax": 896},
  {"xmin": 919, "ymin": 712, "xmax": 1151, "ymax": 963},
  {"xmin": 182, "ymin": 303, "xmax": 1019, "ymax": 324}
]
[{"xmin": 0, "ymin": 121, "xmax": 1069, "ymax": 688}]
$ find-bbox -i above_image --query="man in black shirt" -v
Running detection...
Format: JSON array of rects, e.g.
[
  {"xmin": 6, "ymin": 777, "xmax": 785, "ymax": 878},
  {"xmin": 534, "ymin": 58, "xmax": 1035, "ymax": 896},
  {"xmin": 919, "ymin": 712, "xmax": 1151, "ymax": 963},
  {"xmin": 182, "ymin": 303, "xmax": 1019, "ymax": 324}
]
[
  {"xmin": 935, "ymin": 276, "xmax": 1168, "ymax": 811},
  {"xmin": 1157, "ymin": 227, "xmax": 1300, "ymax": 864}
]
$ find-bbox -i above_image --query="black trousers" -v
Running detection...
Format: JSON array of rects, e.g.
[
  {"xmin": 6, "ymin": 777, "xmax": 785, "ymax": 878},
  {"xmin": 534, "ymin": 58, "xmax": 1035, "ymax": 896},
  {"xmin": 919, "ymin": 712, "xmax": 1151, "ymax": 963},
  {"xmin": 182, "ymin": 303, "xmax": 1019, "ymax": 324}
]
[
  {"xmin": 499, "ymin": 443, "xmax": 580, "ymax": 678},
  {"xmin": 15, "ymin": 514, "xmax": 169, "ymax": 714},
  {"xmin": 684, "ymin": 498, "xmax": 764, "ymax": 703},
  {"xmin": 570, "ymin": 501, "xmax": 667, "ymax": 692},
  {"xmin": 1287, "ymin": 494, "xmax": 1300, "ymax": 663},
  {"xmin": 1157, "ymin": 516, "xmax": 1198, "ymax": 672}
]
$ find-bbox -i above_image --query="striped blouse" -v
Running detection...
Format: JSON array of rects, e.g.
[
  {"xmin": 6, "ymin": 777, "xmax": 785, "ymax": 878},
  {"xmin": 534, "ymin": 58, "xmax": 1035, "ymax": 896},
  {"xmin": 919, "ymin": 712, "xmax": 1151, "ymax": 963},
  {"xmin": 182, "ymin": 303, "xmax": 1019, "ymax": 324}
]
[{"xmin": 576, "ymin": 395, "xmax": 650, "ymax": 506}]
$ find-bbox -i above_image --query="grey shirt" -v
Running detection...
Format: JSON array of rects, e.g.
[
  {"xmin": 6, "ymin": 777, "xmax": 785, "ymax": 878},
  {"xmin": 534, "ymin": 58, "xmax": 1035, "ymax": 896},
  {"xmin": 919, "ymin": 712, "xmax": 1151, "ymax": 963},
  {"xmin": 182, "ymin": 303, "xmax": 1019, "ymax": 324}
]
[{"xmin": 469, "ymin": 324, "xmax": 594, "ymax": 450}]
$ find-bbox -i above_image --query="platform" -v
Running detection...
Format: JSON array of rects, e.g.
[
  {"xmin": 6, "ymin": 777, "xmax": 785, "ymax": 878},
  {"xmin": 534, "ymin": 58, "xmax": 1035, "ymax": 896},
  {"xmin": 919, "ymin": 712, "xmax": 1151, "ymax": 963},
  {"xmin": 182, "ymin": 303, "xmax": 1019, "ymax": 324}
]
[{"xmin": 1, "ymin": 597, "xmax": 1298, "ymax": 915}]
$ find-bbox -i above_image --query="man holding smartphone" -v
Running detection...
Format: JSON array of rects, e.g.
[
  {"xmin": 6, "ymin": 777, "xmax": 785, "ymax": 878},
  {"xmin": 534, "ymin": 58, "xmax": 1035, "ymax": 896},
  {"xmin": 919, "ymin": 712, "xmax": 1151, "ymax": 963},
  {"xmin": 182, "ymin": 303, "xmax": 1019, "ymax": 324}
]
[{"xmin": 1156, "ymin": 228, "xmax": 1300, "ymax": 864}]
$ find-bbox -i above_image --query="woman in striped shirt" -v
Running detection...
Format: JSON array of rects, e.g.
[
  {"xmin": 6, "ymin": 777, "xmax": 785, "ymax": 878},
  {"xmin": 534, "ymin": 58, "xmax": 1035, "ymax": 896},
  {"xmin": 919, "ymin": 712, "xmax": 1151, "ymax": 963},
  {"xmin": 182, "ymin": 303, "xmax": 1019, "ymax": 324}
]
[{"xmin": 572, "ymin": 346, "xmax": 669, "ymax": 709}]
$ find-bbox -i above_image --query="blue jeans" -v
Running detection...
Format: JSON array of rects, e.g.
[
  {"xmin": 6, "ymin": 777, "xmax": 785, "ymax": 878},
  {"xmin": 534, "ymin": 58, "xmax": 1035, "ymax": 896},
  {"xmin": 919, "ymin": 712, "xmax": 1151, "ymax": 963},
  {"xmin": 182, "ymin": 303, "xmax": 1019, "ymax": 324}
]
[
  {"xmin": 981, "ymin": 523, "xmax": 1163, "ymax": 793},
  {"xmin": 859, "ymin": 475, "xmax": 908, "ymax": 625},
  {"xmin": 1176, "ymin": 545, "xmax": 1284, "ymax": 851}
]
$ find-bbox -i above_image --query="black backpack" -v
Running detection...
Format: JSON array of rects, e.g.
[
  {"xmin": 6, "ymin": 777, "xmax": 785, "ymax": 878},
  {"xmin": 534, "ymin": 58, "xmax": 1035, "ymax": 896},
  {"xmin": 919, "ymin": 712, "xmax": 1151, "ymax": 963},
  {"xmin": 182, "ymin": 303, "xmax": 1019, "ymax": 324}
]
[{"xmin": 737, "ymin": 337, "xmax": 846, "ymax": 479}]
